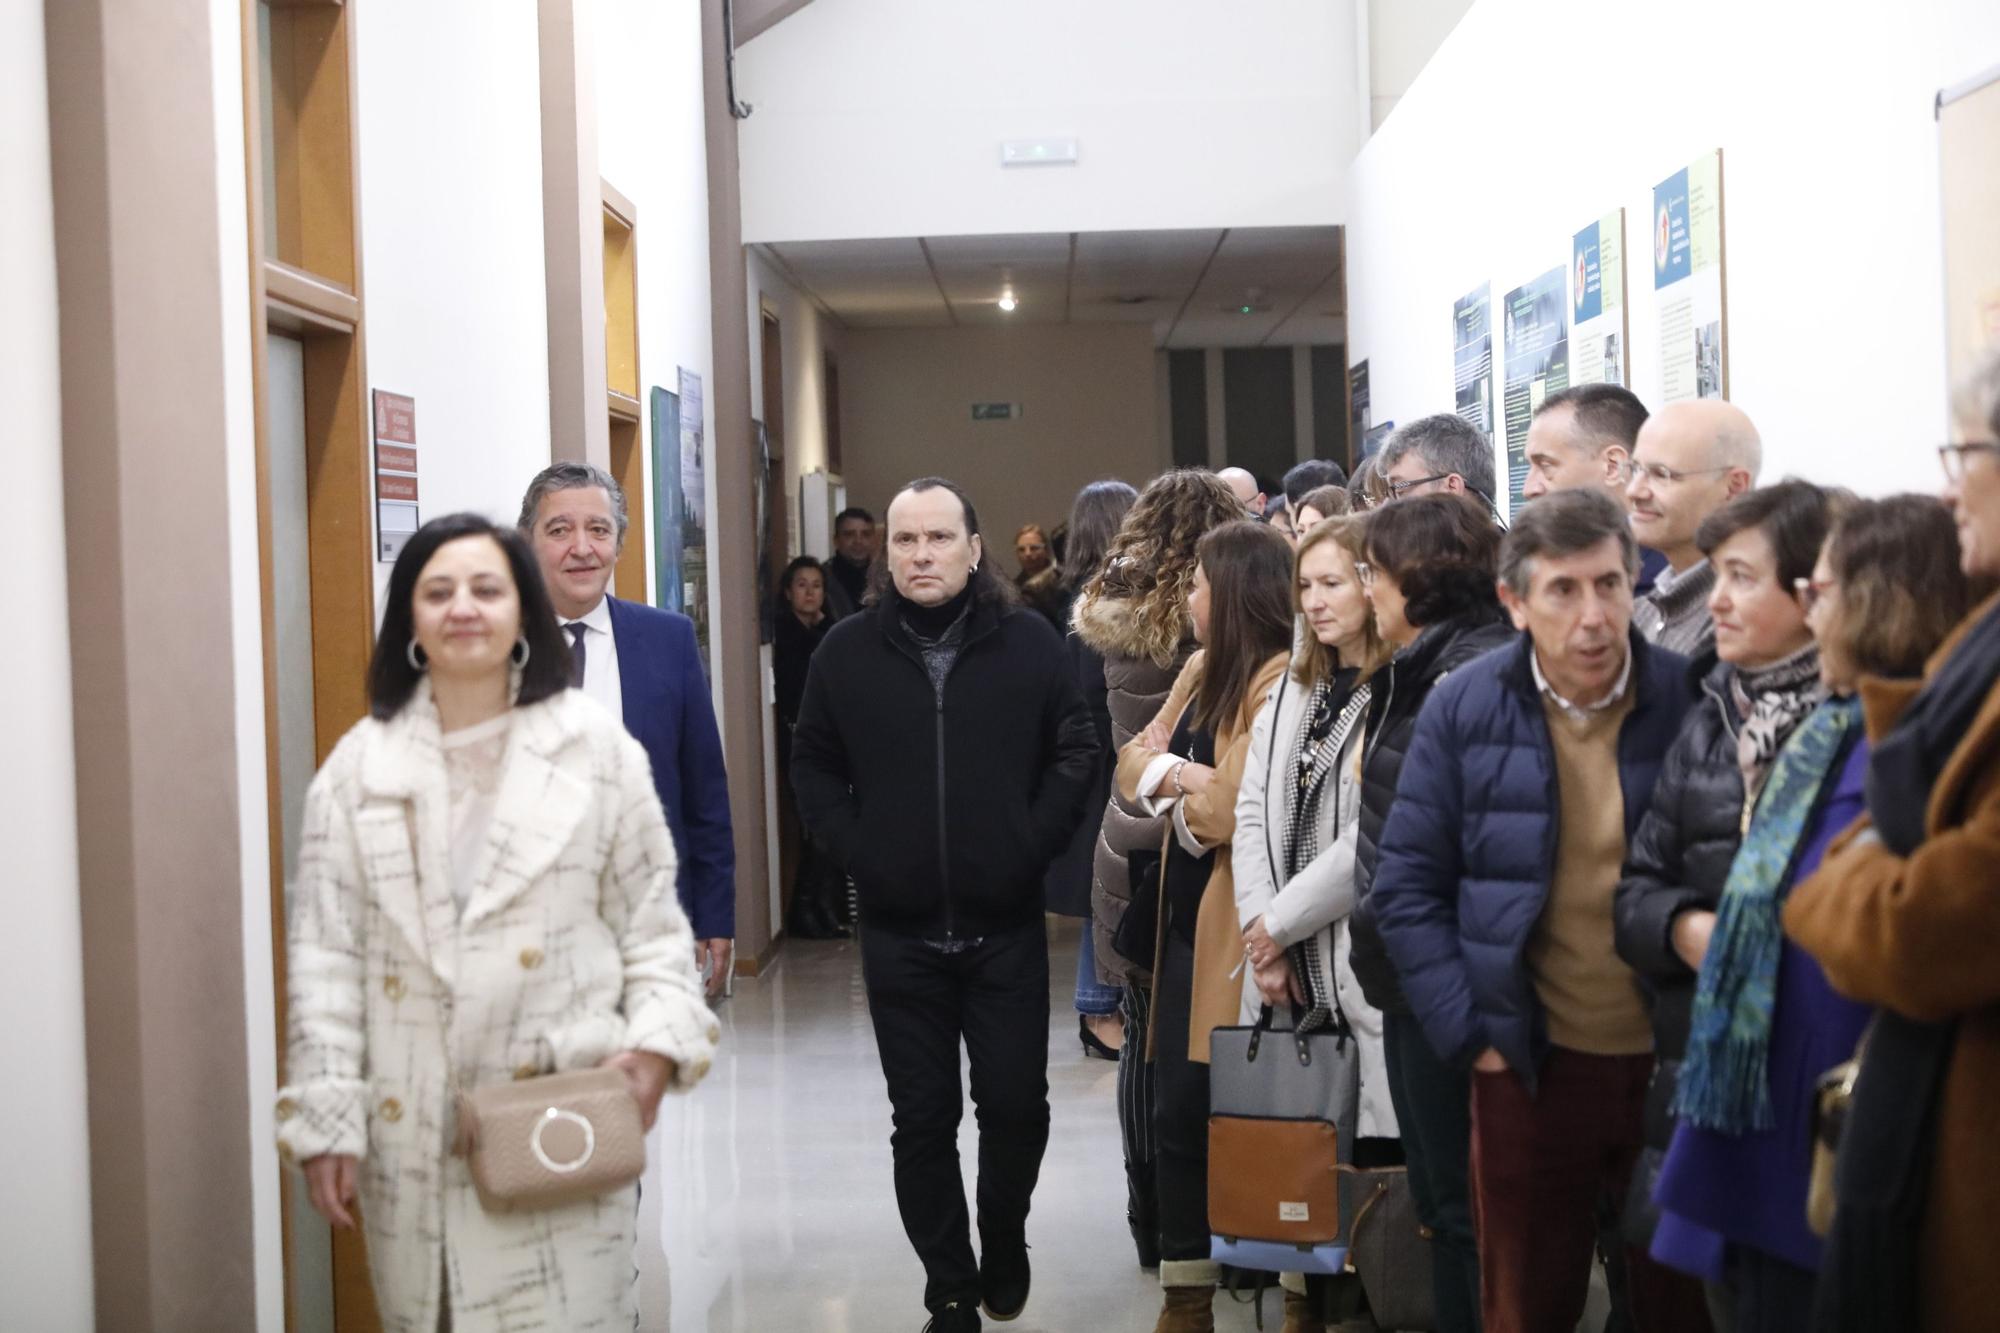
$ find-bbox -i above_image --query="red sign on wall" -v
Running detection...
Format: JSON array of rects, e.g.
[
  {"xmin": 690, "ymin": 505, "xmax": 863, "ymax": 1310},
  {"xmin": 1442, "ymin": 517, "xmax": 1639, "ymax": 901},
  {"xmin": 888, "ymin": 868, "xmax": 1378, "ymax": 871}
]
[{"xmin": 372, "ymin": 389, "xmax": 419, "ymax": 562}]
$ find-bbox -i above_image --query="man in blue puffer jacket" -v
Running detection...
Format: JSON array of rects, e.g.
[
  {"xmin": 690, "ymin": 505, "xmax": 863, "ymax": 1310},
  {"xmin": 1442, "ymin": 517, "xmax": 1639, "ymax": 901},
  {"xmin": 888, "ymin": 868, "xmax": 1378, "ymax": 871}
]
[{"xmin": 1373, "ymin": 489, "xmax": 1712, "ymax": 1333}]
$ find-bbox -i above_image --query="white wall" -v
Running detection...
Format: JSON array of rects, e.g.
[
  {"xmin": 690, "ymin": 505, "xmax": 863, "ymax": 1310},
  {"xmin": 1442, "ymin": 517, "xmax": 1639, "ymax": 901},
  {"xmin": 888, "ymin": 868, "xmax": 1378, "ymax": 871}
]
[
  {"xmin": 356, "ymin": 0, "xmax": 553, "ymax": 597},
  {"xmin": 747, "ymin": 249, "xmax": 843, "ymax": 540},
  {"xmin": 1343, "ymin": 0, "xmax": 2000, "ymax": 497},
  {"xmin": 0, "ymin": 2, "xmax": 96, "ymax": 1325},
  {"xmin": 839, "ymin": 323, "xmax": 1166, "ymax": 569},
  {"xmin": 734, "ymin": 0, "xmax": 1363, "ymax": 242}
]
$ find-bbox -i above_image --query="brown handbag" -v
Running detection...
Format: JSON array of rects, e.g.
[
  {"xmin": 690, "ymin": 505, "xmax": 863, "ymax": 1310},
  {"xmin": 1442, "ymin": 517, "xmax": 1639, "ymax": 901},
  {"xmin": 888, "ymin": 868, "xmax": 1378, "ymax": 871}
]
[
  {"xmin": 454, "ymin": 1068, "xmax": 646, "ymax": 1214},
  {"xmin": 1807, "ymin": 1027, "xmax": 1869, "ymax": 1237}
]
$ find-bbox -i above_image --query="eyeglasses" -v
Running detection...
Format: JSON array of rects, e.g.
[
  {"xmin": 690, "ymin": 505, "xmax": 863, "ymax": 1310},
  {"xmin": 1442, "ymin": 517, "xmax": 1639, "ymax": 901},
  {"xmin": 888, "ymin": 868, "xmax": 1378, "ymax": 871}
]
[
  {"xmin": 1386, "ymin": 473, "xmax": 1449, "ymax": 500},
  {"xmin": 1793, "ymin": 576, "xmax": 1836, "ymax": 614},
  {"xmin": 1354, "ymin": 562, "xmax": 1376, "ymax": 588},
  {"xmin": 1615, "ymin": 459, "xmax": 1735, "ymax": 487},
  {"xmin": 1939, "ymin": 443, "xmax": 2000, "ymax": 483}
]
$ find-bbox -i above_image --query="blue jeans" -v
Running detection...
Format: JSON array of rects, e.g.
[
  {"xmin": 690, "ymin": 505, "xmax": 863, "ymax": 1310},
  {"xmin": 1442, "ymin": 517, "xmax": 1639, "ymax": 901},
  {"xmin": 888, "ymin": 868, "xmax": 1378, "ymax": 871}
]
[{"xmin": 1074, "ymin": 924, "xmax": 1121, "ymax": 1017}]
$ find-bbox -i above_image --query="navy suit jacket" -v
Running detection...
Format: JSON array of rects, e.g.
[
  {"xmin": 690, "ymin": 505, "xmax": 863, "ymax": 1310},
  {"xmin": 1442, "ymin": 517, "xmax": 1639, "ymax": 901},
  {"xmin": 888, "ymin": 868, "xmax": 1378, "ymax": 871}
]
[{"xmin": 605, "ymin": 597, "xmax": 736, "ymax": 939}]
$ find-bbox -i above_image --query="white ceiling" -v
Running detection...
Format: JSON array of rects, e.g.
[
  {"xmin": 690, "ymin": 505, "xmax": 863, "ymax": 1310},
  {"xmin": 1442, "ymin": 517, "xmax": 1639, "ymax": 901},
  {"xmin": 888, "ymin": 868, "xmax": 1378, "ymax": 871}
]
[{"xmin": 754, "ymin": 226, "xmax": 1346, "ymax": 349}]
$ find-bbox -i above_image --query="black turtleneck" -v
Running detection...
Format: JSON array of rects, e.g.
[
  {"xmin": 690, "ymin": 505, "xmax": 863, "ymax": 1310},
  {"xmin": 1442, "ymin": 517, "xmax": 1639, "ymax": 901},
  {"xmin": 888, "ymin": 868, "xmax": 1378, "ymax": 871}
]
[{"xmin": 897, "ymin": 582, "xmax": 977, "ymax": 640}]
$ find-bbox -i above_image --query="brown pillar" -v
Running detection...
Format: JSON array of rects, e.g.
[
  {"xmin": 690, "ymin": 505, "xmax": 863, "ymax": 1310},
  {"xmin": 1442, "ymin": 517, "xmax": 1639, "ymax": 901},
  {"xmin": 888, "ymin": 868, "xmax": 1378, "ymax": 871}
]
[
  {"xmin": 701, "ymin": 0, "xmax": 775, "ymax": 966},
  {"xmin": 539, "ymin": 0, "xmax": 611, "ymax": 468},
  {"xmin": 44, "ymin": 0, "xmax": 259, "ymax": 1325}
]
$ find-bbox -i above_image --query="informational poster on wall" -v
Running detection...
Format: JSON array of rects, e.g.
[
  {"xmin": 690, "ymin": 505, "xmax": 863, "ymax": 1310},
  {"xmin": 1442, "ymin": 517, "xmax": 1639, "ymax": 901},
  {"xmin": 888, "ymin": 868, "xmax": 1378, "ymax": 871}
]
[
  {"xmin": 675, "ymin": 367, "xmax": 713, "ymax": 672},
  {"xmin": 1654, "ymin": 151, "xmax": 1727, "ymax": 402},
  {"xmin": 1348, "ymin": 360, "xmax": 1371, "ymax": 449},
  {"xmin": 371, "ymin": 389, "xmax": 419, "ymax": 562},
  {"xmin": 1501, "ymin": 267, "xmax": 1571, "ymax": 513},
  {"xmin": 1938, "ymin": 68, "xmax": 2000, "ymax": 408},
  {"xmin": 1571, "ymin": 211, "xmax": 1628, "ymax": 387},
  {"xmin": 1453, "ymin": 284, "xmax": 1494, "ymax": 442}
]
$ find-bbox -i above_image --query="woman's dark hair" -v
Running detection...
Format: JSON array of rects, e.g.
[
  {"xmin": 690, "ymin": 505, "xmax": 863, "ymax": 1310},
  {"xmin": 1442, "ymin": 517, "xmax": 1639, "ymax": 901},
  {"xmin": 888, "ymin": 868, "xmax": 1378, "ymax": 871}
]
[
  {"xmin": 1824, "ymin": 495, "xmax": 1985, "ymax": 679},
  {"xmin": 1192, "ymin": 520, "xmax": 1296, "ymax": 734},
  {"xmin": 866, "ymin": 475, "xmax": 1019, "ymax": 608},
  {"xmin": 1363, "ymin": 492, "xmax": 1503, "ymax": 628},
  {"xmin": 1295, "ymin": 484, "xmax": 1352, "ymax": 524},
  {"xmin": 780, "ymin": 554, "xmax": 825, "ymax": 594},
  {"xmin": 1063, "ymin": 480, "xmax": 1140, "ymax": 592},
  {"xmin": 368, "ymin": 512, "xmax": 573, "ymax": 720},
  {"xmin": 1697, "ymin": 478, "xmax": 1846, "ymax": 590}
]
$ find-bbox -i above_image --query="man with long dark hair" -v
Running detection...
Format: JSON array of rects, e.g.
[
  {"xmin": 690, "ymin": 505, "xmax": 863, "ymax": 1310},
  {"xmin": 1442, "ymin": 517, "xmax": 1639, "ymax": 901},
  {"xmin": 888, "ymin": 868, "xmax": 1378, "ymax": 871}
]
[{"xmin": 790, "ymin": 477, "xmax": 1098, "ymax": 1333}]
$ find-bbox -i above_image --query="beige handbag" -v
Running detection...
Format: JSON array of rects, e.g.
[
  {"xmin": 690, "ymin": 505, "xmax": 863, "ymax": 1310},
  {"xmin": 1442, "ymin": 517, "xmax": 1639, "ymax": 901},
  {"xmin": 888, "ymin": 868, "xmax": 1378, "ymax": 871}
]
[{"xmin": 454, "ymin": 1068, "xmax": 646, "ymax": 1214}]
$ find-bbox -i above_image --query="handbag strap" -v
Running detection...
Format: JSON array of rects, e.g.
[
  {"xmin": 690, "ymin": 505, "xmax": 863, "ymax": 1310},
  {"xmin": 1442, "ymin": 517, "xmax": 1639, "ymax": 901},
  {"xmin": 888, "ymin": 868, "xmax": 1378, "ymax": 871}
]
[
  {"xmin": 1143, "ymin": 819, "xmax": 1172, "ymax": 1063},
  {"xmin": 1336, "ymin": 1165, "xmax": 1395, "ymax": 1271}
]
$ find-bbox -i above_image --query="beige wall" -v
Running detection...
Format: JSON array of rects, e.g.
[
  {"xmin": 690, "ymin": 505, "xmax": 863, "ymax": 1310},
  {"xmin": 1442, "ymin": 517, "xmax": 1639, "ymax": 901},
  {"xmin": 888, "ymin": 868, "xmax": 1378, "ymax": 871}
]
[{"xmin": 840, "ymin": 324, "xmax": 1166, "ymax": 577}]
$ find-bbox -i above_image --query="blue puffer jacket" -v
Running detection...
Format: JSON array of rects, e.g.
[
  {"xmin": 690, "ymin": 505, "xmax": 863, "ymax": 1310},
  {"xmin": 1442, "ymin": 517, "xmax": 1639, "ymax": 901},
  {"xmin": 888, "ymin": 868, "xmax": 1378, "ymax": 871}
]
[{"xmin": 1371, "ymin": 630, "xmax": 1696, "ymax": 1090}]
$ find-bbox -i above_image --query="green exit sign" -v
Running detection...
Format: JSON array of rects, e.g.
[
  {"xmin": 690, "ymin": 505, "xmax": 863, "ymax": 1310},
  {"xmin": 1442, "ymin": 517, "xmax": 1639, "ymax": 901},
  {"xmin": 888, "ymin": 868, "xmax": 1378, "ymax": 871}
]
[{"xmin": 971, "ymin": 402, "xmax": 1020, "ymax": 421}]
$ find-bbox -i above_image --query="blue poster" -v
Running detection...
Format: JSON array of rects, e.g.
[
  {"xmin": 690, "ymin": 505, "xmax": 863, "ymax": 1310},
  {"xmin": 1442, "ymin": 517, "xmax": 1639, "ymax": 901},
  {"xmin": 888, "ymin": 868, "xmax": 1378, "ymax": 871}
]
[
  {"xmin": 1572, "ymin": 222, "xmax": 1604, "ymax": 325},
  {"xmin": 1653, "ymin": 167, "xmax": 1692, "ymax": 289}
]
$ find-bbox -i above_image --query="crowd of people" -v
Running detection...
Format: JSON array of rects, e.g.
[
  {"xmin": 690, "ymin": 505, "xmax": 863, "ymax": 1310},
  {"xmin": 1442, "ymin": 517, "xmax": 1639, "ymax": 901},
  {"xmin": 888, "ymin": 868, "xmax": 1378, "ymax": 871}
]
[
  {"xmin": 276, "ymin": 345, "xmax": 2000, "ymax": 1333},
  {"xmin": 775, "ymin": 351, "xmax": 2000, "ymax": 1333}
]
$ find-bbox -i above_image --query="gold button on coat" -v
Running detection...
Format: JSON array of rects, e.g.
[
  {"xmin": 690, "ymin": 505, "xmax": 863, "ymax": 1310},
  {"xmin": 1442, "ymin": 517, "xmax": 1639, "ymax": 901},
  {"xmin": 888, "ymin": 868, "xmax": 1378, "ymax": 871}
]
[
  {"xmin": 514, "ymin": 1064, "xmax": 539, "ymax": 1081},
  {"xmin": 275, "ymin": 1098, "xmax": 298, "ymax": 1121},
  {"xmin": 518, "ymin": 947, "xmax": 544, "ymax": 970},
  {"xmin": 383, "ymin": 976, "xmax": 406, "ymax": 1001},
  {"xmin": 378, "ymin": 1097, "xmax": 403, "ymax": 1123}
]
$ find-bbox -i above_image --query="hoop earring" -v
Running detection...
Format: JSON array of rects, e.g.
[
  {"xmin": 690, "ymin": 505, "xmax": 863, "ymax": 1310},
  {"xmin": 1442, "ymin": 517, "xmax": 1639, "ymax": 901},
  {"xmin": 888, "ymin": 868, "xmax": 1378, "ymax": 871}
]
[
  {"xmin": 511, "ymin": 636, "xmax": 531, "ymax": 668},
  {"xmin": 406, "ymin": 639, "xmax": 427, "ymax": 672}
]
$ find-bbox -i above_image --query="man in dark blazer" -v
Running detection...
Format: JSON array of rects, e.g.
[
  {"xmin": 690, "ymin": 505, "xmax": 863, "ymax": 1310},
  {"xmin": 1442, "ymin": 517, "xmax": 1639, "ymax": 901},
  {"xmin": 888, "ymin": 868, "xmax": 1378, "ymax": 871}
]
[{"xmin": 521, "ymin": 462, "xmax": 735, "ymax": 993}]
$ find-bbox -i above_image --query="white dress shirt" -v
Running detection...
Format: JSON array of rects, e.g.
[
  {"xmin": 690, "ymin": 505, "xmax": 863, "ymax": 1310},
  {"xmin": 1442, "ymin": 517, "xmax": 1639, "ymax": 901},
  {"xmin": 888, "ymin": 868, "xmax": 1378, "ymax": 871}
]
[
  {"xmin": 563, "ymin": 596, "xmax": 624, "ymax": 721},
  {"xmin": 1530, "ymin": 641, "xmax": 1633, "ymax": 724}
]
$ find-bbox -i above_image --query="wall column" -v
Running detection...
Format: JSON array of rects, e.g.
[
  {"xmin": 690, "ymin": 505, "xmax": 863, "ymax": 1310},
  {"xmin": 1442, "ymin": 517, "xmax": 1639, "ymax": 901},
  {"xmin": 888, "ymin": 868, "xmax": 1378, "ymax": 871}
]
[
  {"xmin": 44, "ymin": 0, "xmax": 260, "ymax": 1323},
  {"xmin": 539, "ymin": 0, "xmax": 610, "ymax": 468},
  {"xmin": 702, "ymin": 0, "xmax": 776, "ymax": 966}
]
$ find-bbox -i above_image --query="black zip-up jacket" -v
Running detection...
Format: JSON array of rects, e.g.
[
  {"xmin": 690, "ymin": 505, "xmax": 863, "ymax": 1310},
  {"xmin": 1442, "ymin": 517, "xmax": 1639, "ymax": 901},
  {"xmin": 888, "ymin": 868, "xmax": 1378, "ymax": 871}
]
[
  {"xmin": 789, "ymin": 590, "xmax": 1099, "ymax": 938},
  {"xmin": 1350, "ymin": 604, "xmax": 1516, "ymax": 1015}
]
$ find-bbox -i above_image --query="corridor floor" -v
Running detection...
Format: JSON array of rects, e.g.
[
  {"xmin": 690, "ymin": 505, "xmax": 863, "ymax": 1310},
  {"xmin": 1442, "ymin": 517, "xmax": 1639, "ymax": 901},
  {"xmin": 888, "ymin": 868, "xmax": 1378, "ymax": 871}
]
[{"xmin": 639, "ymin": 916, "xmax": 1282, "ymax": 1332}]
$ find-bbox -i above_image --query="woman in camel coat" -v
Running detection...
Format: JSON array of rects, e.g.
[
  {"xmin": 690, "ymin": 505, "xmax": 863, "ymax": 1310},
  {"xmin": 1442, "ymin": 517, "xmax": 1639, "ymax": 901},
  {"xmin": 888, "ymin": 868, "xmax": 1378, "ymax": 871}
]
[
  {"xmin": 1783, "ymin": 351, "xmax": 2000, "ymax": 1333},
  {"xmin": 1113, "ymin": 519, "xmax": 1295, "ymax": 1332}
]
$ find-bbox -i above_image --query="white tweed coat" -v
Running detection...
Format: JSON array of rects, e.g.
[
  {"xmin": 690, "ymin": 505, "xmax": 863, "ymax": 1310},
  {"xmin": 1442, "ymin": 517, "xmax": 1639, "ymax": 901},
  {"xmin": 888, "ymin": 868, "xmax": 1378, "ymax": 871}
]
[{"xmin": 275, "ymin": 682, "xmax": 720, "ymax": 1333}]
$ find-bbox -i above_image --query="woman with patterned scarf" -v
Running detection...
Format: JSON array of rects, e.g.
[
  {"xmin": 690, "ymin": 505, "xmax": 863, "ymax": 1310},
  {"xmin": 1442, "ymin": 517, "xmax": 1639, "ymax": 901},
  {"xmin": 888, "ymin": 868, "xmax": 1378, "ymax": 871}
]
[
  {"xmin": 1615, "ymin": 479, "xmax": 1844, "ymax": 1317},
  {"xmin": 1232, "ymin": 515, "xmax": 1396, "ymax": 1333},
  {"xmin": 1643, "ymin": 497, "xmax": 1977, "ymax": 1331}
]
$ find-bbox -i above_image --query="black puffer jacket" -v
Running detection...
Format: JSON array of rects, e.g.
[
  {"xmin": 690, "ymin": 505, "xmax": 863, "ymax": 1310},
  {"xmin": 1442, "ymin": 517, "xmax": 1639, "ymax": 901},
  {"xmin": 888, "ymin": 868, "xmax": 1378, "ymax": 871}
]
[
  {"xmin": 1614, "ymin": 653, "xmax": 1745, "ymax": 1148},
  {"xmin": 1351, "ymin": 606, "xmax": 1516, "ymax": 1015}
]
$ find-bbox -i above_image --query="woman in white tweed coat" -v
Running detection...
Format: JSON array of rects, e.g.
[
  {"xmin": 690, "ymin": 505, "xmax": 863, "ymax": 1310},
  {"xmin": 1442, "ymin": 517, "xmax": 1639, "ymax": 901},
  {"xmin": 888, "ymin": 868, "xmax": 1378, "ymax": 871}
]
[
  {"xmin": 1232, "ymin": 516, "xmax": 1396, "ymax": 1142},
  {"xmin": 277, "ymin": 514, "xmax": 719, "ymax": 1333}
]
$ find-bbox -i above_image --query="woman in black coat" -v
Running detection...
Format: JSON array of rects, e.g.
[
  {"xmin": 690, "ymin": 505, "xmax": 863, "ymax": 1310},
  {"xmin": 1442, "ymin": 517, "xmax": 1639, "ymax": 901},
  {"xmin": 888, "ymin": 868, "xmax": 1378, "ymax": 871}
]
[
  {"xmin": 1043, "ymin": 480, "xmax": 1140, "ymax": 1057},
  {"xmin": 774, "ymin": 556, "xmax": 844, "ymax": 938},
  {"xmin": 1349, "ymin": 493, "xmax": 1513, "ymax": 1333},
  {"xmin": 1614, "ymin": 481, "xmax": 1837, "ymax": 1280}
]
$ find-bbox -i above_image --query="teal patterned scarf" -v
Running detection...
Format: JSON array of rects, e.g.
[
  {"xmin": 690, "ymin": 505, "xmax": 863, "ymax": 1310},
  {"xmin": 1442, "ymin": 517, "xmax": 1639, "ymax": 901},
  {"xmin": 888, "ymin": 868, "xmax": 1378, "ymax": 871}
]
[{"xmin": 1672, "ymin": 696, "xmax": 1861, "ymax": 1133}]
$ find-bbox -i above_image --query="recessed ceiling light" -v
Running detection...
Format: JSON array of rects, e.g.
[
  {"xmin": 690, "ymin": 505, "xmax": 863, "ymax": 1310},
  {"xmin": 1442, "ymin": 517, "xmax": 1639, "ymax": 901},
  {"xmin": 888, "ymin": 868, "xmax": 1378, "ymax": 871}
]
[{"xmin": 998, "ymin": 293, "xmax": 1018, "ymax": 312}]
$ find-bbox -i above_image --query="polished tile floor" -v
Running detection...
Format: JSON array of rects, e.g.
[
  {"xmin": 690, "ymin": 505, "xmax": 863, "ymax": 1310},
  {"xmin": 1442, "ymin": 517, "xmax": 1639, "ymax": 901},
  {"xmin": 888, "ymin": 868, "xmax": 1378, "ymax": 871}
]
[{"xmin": 640, "ymin": 917, "xmax": 1286, "ymax": 1332}]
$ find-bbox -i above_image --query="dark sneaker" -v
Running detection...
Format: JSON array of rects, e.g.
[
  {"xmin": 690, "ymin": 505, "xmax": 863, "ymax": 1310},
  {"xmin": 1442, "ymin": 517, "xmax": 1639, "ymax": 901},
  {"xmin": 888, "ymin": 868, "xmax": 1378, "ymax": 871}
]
[
  {"xmin": 979, "ymin": 1241, "xmax": 1031, "ymax": 1322},
  {"xmin": 922, "ymin": 1299, "xmax": 981, "ymax": 1332}
]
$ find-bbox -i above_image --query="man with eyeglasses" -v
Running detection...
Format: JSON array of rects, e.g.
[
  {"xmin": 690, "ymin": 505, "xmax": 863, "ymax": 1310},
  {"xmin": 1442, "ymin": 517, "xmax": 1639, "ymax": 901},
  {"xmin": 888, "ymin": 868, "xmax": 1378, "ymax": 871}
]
[
  {"xmin": 1380, "ymin": 414, "xmax": 1500, "ymax": 512},
  {"xmin": 1623, "ymin": 399, "xmax": 1761, "ymax": 657}
]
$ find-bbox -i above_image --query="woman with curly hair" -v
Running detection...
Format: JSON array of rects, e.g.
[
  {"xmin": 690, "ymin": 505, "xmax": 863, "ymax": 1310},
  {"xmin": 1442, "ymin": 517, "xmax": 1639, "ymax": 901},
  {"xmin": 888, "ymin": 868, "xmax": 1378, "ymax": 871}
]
[{"xmin": 1071, "ymin": 467, "xmax": 1248, "ymax": 1268}]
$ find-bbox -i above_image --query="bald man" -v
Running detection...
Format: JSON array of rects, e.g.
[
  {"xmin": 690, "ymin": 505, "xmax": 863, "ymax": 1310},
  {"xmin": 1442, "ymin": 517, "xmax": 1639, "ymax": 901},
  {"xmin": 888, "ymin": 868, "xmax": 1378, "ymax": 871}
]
[
  {"xmin": 1217, "ymin": 467, "xmax": 1266, "ymax": 514},
  {"xmin": 1624, "ymin": 399, "xmax": 1761, "ymax": 656}
]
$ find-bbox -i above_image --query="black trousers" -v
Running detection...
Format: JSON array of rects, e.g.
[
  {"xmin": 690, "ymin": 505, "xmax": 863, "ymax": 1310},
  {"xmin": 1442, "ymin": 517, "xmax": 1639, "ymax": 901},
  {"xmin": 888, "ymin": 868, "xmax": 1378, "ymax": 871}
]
[
  {"xmin": 861, "ymin": 920, "xmax": 1052, "ymax": 1312},
  {"xmin": 1153, "ymin": 932, "xmax": 1212, "ymax": 1267}
]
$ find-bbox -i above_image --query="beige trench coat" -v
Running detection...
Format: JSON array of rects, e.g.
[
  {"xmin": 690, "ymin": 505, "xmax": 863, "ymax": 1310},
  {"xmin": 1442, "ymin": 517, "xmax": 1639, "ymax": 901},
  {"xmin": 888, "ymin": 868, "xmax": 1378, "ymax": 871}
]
[{"xmin": 275, "ymin": 683, "xmax": 719, "ymax": 1333}]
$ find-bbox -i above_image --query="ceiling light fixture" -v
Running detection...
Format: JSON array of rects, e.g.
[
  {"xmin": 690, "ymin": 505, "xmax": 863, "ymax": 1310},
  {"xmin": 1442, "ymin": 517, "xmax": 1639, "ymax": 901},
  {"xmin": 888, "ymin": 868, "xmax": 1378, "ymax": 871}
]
[{"xmin": 998, "ymin": 293, "xmax": 1019, "ymax": 313}]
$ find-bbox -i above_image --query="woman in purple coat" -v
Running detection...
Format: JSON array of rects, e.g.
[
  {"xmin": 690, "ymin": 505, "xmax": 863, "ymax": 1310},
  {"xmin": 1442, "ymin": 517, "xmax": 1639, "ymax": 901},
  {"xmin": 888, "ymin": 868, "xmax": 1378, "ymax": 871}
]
[{"xmin": 1648, "ymin": 496, "xmax": 1982, "ymax": 1331}]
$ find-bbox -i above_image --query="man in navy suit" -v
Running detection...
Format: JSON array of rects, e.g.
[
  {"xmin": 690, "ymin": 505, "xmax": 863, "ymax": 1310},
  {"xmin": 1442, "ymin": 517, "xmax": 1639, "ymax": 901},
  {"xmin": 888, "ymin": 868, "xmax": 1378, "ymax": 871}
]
[{"xmin": 520, "ymin": 462, "xmax": 735, "ymax": 993}]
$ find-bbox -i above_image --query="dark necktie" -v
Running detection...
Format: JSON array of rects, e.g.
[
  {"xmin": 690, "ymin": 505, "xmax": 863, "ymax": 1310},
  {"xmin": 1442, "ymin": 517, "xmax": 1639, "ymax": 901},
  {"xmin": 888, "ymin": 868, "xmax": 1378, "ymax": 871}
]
[{"xmin": 565, "ymin": 622, "xmax": 588, "ymax": 688}]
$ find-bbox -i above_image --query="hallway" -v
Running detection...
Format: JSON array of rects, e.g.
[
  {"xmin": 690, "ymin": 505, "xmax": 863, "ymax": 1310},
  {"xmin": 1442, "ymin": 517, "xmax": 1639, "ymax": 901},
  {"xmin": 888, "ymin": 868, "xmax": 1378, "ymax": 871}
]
[{"xmin": 645, "ymin": 918, "xmax": 1276, "ymax": 1332}]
